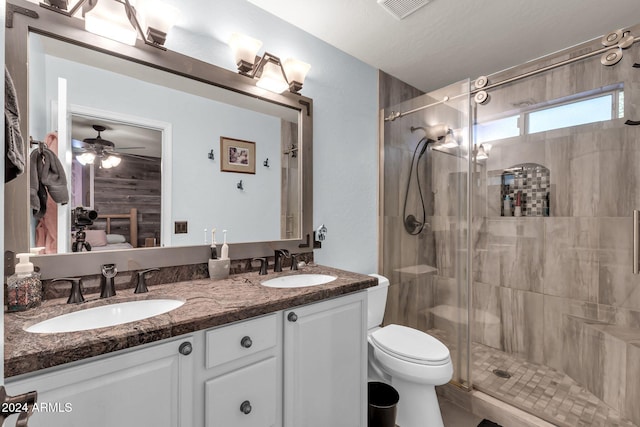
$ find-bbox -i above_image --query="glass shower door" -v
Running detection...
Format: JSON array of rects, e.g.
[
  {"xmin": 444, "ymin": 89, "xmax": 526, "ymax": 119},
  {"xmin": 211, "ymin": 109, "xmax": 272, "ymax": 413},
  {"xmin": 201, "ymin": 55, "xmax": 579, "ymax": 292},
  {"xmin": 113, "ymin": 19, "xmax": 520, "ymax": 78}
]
[
  {"xmin": 380, "ymin": 79, "xmax": 472, "ymax": 387},
  {"xmin": 469, "ymin": 38, "xmax": 640, "ymax": 426}
]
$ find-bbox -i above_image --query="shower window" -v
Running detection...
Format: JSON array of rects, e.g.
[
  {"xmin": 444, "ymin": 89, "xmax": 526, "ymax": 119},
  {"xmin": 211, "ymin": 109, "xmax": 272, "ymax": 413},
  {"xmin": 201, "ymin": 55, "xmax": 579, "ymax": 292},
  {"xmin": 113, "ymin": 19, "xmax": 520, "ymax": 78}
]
[
  {"xmin": 527, "ymin": 90, "xmax": 623, "ymax": 133},
  {"xmin": 474, "ymin": 84, "xmax": 624, "ymax": 144}
]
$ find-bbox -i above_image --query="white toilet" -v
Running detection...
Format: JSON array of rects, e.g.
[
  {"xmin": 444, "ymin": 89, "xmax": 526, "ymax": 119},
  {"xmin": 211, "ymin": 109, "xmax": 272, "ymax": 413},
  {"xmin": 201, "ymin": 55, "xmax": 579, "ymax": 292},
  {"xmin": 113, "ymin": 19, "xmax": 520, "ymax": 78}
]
[{"xmin": 367, "ymin": 274, "xmax": 453, "ymax": 427}]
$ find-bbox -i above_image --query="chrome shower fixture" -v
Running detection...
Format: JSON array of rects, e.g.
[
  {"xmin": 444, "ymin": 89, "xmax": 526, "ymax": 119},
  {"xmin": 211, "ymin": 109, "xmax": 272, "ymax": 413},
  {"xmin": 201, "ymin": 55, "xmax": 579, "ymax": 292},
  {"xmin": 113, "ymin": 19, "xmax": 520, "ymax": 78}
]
[{"xmin": 410, "ymin": 124, "xmax": 450, "ymax": 141}]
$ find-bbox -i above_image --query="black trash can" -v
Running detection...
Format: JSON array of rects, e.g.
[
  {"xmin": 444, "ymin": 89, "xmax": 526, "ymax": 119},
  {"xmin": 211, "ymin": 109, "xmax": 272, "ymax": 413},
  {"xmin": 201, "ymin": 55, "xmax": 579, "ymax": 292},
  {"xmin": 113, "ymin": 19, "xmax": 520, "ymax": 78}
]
[{"xmin": 368, "ymin": 381, "xmax": 399, "ymax": 427}]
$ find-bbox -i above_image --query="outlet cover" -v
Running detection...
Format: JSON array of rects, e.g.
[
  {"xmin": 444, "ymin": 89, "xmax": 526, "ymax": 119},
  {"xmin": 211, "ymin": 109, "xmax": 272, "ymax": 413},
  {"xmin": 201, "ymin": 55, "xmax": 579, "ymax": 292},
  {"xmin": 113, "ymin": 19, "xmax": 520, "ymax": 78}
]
[{"xmin": 174, "ymin": 221, "xmax": 188, "ymax": 234}]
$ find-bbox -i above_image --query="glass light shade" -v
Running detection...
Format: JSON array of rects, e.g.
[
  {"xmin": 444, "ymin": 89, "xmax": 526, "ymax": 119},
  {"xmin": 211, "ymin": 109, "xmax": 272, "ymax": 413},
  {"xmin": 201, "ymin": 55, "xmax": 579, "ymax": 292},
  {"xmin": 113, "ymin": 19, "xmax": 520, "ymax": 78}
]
[
  {"xmin": 138, "ymin": 0, "xmax": 180, "ymax": 34},
  {"xmin": 101, "ymin": 155, "xmax": 122, "ymax": 169},
  {"xmin": 76, "ymin": 152, "xmax": 96, "ymax": 165},
  {"xmin": 475, "ymin": 145, "xmax": 489, "ymax": 160},
  {"xmin": 283, "ymin": 58, "xmax": 311, "ymax": 85},
  {"xmin": 84, "ymin": 0, "xmax": 138, "ymax": 46},
  {"xmin": 256, "ymin": 61, "xmax": 289, "ymax": 94},
  {"xmin": 229, "ymin": 33, "xmax": 263, "ymax": 66}
]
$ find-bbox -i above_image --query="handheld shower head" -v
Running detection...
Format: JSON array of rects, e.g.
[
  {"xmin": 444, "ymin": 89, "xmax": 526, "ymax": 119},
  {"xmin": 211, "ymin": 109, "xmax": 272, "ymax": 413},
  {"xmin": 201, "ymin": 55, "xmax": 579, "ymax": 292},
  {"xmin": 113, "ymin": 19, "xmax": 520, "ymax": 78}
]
[{"xmin": 411, "ymin": 123, "xmax": 450, "ymax": 141}]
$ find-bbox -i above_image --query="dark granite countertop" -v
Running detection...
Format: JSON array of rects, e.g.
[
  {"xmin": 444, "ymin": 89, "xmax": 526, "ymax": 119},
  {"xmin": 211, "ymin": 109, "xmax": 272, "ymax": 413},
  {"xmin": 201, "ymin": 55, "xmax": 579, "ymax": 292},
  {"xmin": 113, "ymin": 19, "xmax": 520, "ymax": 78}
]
[{"xmin": 5, "ymin": 264, "xmax": 376, "ymax": 378}]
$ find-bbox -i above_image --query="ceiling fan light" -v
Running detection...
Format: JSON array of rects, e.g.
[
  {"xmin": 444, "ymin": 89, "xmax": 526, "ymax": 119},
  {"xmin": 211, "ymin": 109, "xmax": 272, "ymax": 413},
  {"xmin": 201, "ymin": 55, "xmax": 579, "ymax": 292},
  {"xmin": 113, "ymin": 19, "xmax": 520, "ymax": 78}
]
[
  {"xmin": 77, "ymin": 152, "xmax": 96, "ymax": 165},
  {"xmin": 109, "ymin": 155, "xmax": 122, "ymax": 167},
  {"xmin": 256, "ymin": 60, "xmax": 289, "ymax": 94},
  {"xmin": 84, "ymin": 0, "xmax": 138, "ymax": 46},
  {"xmin": 101, "ymin": 155, "xmax": 121, "ymax": 169}
]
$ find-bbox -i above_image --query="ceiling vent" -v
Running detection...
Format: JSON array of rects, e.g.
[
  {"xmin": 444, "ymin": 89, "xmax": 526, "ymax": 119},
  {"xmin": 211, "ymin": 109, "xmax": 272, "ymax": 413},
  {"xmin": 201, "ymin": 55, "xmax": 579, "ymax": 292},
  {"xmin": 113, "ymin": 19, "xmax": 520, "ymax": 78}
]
[{"xmin": 377, "ymin": 0, "xmax": 431, "ymax": 20}]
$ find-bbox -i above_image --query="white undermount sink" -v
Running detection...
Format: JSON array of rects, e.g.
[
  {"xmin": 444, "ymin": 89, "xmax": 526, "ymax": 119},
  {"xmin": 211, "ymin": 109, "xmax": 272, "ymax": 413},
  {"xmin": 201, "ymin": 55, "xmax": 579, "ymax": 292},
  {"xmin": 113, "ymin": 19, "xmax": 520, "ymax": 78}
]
[
  {"xmin": 261, "ymin": 274, "xmax": 337, "ymax": 288},
  {"xmin": 25, "ymin": 299, "xmax": 185, "ymax": 334}
]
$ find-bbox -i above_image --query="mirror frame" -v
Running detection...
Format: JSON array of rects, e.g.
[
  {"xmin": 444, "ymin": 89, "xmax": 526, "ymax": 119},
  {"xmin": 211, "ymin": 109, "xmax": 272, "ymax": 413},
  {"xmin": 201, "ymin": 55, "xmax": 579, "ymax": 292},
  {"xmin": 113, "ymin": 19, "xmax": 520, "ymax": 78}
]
[{"xmin": 5, "ymin": 0, "xmax": 313, "ymax": 279}]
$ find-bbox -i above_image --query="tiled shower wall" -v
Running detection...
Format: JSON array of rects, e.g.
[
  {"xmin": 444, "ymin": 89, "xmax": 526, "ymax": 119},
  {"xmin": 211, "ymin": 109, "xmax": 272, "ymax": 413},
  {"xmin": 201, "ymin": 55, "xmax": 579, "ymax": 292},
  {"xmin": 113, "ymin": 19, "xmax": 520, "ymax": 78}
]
[{"xmin": 471, "ymin": 40, "xmax": 640, "ymax": 424}]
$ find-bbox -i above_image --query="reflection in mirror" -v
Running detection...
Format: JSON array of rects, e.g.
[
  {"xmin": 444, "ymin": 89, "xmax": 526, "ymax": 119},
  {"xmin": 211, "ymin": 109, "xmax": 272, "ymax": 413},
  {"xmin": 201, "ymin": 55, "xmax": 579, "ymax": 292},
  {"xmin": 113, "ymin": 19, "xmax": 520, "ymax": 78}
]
[
  {"xmin": 69, "ymin": 117, "xmax": 162, "ymax": 253},
  {"xmin": 24, "ymin": 32, "xmax": 301, "ymax": 255}
]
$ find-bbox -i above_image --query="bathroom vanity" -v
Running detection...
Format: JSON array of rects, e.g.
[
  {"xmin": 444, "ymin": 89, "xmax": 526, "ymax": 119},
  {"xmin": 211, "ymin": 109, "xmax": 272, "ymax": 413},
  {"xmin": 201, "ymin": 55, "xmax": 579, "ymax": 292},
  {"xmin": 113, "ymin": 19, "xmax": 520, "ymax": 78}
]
[{"xmin": 5, "ymin": 266, "xmax": 373, "ymax": 427}]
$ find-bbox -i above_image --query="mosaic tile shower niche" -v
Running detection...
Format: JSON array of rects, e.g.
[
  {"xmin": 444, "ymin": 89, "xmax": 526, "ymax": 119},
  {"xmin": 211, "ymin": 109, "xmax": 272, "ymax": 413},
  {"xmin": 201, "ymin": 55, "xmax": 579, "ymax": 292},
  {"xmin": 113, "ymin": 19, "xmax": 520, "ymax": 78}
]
[{"xmin": 500, "ymin": 163, "xmax": 550, "ymax": 217}]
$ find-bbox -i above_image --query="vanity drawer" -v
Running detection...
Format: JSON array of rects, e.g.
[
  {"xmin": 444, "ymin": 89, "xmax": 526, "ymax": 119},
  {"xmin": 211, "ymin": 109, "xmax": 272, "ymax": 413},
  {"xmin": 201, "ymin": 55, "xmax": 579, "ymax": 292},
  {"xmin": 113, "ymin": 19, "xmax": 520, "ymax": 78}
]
[
  {"xmin": 205, "ymin": 357, "xmax": 277, "ymax": 427},
  {"xmin": 206, "ymin": 313, "xmax": 277, "ymax": 369}
]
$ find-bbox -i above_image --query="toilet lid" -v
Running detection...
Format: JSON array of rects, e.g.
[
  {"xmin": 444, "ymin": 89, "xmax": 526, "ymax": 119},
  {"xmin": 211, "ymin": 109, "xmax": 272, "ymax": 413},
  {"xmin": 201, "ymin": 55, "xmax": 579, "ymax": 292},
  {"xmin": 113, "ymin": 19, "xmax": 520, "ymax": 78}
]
[{"xmin": 371, "ymin": 324, "xmax": 450, "ymax": 365}]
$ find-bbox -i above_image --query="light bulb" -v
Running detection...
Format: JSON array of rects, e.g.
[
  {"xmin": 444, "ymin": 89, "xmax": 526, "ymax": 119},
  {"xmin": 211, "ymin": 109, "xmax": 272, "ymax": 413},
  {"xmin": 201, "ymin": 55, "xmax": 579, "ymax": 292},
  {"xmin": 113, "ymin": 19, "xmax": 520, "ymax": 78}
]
[
  {"xmin": 76, "ymin": 152, "xmax": 95, "ymax": 165},
  {"xmin": 84, "ymin": 0, "xmax": 138, "ymax": 46},
  {"xmin": 256, "ymin": 60, "xmax": 289, "ymax": 94}
]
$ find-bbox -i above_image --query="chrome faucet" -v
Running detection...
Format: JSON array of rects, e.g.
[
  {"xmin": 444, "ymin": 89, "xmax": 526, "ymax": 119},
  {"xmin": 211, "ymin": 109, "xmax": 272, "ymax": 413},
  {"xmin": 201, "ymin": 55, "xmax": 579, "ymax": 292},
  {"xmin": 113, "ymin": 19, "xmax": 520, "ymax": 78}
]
[
  {"xmin": 274, "ymin": 249, "xmax": 290, "ymax": 272},
  {"xmin": 100, "ymin": 264, "xmax": 118, "ymax": 298}
]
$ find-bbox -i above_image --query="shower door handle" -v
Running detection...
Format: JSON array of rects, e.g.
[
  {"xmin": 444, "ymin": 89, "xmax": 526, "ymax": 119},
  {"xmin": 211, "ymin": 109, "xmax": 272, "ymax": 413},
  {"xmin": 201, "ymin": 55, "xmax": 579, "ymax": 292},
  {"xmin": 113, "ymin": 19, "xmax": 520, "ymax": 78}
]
[{"xmin": 634, "ymin": 210, "xmax": 639, "ymax": 275}]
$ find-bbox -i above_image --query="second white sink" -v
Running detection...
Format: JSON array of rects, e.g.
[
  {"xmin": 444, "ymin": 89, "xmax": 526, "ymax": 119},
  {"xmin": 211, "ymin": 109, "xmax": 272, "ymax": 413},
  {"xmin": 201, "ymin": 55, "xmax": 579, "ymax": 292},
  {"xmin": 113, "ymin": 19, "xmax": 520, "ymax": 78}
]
[
  {"xmin": 261, "ymin": 274, "xmax": 337, "ymax": 288},
  {"xmin": 25, "ymin": 299, "xmax": 185, "ymax": 334}
]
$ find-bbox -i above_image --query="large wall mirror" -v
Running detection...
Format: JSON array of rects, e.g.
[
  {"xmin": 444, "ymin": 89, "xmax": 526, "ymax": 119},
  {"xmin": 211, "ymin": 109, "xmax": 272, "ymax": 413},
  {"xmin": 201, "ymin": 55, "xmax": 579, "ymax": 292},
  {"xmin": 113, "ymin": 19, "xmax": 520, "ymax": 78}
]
[{"xmin": 5, "ymin": 0, "xmax": 313, "ymax": 276}]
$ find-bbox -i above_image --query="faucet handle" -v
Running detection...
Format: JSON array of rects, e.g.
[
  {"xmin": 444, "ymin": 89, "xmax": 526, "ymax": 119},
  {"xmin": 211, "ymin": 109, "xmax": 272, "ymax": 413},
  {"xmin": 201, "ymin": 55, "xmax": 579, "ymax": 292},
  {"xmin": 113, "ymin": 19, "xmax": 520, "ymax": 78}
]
[
  {"xmin": 290, "ymin": 254, "xmax": 300, "ymax": 271},
  {"xmin": 101, "ymin": 263, "xmax": 117, "ymax": 278},
  {"xmin": 275, "ymin": 249, "xmax": 290, "ymax": 257},
  {"xmin": 135, "ymin": 268, "xmax": 160, "ymax": 294},
  {"xmin": 252, "ymin": 258, "xmax": 268, "ymax": 275},
  {"xmin": 0, "ymin": 386, "xmax": 37, "ymax": 427},
  {"xmin": 52, "ymin": 277, "xmax": 85, "ymax": 304}
]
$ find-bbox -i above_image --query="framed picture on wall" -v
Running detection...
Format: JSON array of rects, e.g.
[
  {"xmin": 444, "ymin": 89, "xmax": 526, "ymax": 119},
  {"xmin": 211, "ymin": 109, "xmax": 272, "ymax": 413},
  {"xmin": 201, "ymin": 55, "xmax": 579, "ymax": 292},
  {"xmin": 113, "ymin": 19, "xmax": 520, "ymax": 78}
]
[{"xmin": 220, "ymin": 137, "xmax": 256, "ymax": 174}]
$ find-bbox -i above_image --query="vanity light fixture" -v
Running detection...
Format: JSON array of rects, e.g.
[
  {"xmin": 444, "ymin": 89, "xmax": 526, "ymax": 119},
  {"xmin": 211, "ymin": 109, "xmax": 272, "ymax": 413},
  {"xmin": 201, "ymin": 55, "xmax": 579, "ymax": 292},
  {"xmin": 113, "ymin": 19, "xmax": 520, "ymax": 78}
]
[
  {"xmin": 39, "ymin": 0, "xmax": 180, "ymax": 49},
  {"xmin": 228, "ymin": 32, "xmax": 311, "ymax": 95}
]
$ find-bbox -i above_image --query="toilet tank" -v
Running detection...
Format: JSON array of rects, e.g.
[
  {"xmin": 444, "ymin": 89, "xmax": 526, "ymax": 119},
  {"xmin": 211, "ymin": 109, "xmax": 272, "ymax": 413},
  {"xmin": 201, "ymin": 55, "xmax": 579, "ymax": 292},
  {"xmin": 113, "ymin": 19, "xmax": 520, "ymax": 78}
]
[{"xmin": 367, "ymin": 274, "xmax": 390, "ymax": 330}]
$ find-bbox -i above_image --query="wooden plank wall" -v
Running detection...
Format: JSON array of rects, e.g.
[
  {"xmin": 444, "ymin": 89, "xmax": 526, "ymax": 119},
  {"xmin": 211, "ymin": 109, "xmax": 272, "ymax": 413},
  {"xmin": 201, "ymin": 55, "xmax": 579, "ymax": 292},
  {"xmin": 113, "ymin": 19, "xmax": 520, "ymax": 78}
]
[{"xmin": 92, "ymin": 155, "xmax": 161, "ymax": 247}]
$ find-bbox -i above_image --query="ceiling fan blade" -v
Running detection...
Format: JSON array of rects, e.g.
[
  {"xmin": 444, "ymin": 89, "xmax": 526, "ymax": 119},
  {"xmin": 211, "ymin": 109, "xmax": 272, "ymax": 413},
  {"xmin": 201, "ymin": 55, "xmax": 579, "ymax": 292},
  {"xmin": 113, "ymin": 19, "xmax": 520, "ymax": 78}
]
[{"xmin": 117, "ymin": 153, "xmax": 158, "ymax": 160}]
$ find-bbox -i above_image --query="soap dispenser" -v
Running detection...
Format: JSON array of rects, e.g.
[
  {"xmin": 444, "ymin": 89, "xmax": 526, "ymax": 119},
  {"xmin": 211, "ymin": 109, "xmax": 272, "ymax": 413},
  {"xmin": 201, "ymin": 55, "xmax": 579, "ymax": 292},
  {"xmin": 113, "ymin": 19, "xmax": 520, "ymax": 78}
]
[{"xmin": 7, "ymin": 253, "xmax": 42, "ymax": 312}]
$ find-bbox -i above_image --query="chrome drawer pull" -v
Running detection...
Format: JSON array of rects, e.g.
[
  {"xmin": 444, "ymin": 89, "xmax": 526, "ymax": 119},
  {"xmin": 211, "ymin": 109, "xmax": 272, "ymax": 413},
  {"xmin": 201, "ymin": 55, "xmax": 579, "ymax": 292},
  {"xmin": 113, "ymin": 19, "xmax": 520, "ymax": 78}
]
[
  {"xmin": 287, "ymin": 312, "xmax": 298, "ymax": 322},
  {"xmin": 240, "ymin": 336, "xmax": 253, "ymax": 348},
  {"xmin": 240, "ymin": 400, "xmax": 252, "ymax": 414}
]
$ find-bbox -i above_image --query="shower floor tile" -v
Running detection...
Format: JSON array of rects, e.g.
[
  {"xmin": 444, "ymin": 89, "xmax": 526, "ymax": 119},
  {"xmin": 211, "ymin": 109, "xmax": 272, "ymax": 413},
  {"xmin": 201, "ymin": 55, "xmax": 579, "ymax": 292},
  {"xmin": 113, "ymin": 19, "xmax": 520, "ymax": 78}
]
[{"xmin": 429, "ymin": 329, "xmax": 637, "ymax": 427}]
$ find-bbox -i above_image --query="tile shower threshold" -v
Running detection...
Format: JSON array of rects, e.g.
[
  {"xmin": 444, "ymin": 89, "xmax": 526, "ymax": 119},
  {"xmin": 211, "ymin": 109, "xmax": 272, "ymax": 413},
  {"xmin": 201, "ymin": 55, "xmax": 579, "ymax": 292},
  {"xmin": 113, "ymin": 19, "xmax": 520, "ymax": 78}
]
[{"xmin": 429, "ymin": 329, "xmax": 637, "ymax": 427}]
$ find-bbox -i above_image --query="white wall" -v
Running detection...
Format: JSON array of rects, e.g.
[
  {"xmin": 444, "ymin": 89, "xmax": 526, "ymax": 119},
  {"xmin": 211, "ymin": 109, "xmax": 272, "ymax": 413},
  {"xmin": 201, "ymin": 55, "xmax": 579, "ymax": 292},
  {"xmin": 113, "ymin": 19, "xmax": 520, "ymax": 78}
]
[{"xmin": 165, "ymin": 1, "xmax": 379, "ymax": 273}]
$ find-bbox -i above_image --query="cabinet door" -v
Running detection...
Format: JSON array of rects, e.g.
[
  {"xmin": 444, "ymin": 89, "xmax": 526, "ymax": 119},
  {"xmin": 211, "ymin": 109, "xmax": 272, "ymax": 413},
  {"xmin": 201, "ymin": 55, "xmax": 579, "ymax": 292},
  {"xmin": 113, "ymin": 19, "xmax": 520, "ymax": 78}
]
[
  {"xmin": 6, "ymin": 336, "xmax": 194, "ymax": 427},
  {"xmin": 283, "ymin": 292, "xmax": 367, "ymax": 427}
]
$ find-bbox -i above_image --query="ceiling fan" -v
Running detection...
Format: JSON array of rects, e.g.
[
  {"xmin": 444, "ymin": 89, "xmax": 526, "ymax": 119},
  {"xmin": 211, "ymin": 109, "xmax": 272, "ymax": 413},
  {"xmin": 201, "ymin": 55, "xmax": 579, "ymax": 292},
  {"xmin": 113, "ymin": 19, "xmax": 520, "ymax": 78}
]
[{"xmin": 72, "ymin": 125, "xmax": 147, "ymax": 168}]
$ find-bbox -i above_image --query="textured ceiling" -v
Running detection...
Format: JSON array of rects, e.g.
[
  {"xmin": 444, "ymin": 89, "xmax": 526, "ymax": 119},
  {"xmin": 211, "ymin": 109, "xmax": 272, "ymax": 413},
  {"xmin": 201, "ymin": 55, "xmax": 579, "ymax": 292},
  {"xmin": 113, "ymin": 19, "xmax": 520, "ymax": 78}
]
[{"xmin": 234, "ymin": 0, "xmax": 640, "ymax": 92}]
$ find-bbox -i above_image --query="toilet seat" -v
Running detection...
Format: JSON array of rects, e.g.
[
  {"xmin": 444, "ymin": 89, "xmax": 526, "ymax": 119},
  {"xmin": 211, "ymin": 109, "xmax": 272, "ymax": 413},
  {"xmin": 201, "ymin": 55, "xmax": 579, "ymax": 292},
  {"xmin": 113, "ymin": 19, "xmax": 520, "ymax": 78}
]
[{"xmin": 370, "ymin": 324, "xmax": 450, "ymax": 366}]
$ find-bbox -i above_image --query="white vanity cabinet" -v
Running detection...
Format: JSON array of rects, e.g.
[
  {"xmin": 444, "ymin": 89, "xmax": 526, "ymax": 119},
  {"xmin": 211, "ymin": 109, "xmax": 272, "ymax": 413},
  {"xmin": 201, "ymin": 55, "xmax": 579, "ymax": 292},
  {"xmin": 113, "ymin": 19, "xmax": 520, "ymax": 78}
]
[
  {"xmin": 283, "ymin": 291, "xmax": 368, "ymax": 427},
  {"xmin": 193, "ymin": 312, "xmax": 283, "ymax": 427},
  {"xmin": 5, "ymin": 335, "xmax": 195, "ymax": 427},
  {"xmin": 5, "ymin": 290, "xmax": 367, "ymax": 427}
]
